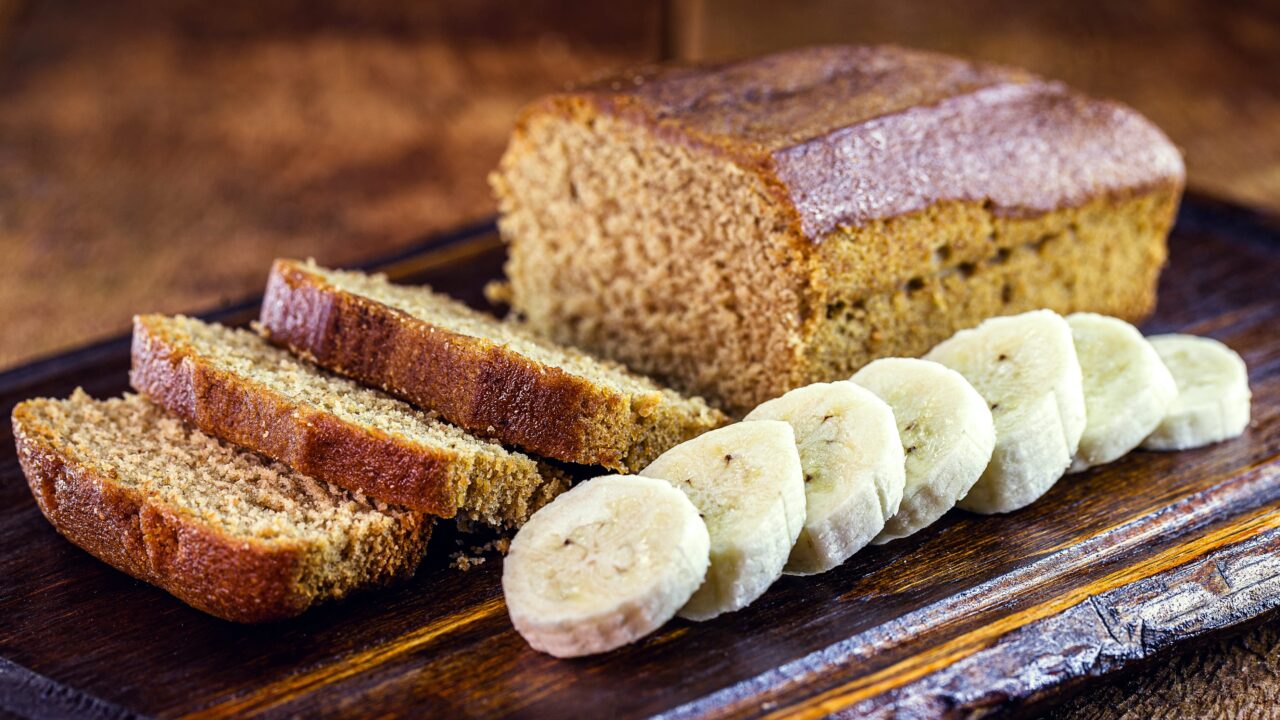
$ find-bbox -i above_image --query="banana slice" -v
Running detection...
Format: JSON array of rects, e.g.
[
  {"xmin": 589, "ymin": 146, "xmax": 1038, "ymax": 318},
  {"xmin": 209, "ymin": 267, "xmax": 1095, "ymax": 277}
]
[
  {"xmin": 744, "ymin": 382, "xmax": 905, "ymax": 575},
  {"xmin": 1142, "ymin": 334, "xmax": 1251, "ymax": 450},
  {"xmin": 924, "ymin": 310, "xmax": 1085, "ymax": 514},
  {"xmin": 1067, "ymin": 313, "xmax": 1178, "ymax": 472},
  {"xmin": 850, "ymin": 358, "xmax": 996, "ymax": 543},
  {"xmin": 502, "ymin": 475, "xmax": 710, "ymax": 658},
  {"xmin": 640, "ymin": 421, "xmax": 805, "ymax": 621}
]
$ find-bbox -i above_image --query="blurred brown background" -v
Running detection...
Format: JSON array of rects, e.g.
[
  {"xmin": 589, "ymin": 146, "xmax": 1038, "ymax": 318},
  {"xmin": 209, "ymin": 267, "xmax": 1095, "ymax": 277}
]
[
  {"xmin": 2, "ymin": 0, "xmax": 1278, "ymax": 369},
  {"xmin": 0, "ymin": 1, "xmax": 1278, "ymax": 715}
]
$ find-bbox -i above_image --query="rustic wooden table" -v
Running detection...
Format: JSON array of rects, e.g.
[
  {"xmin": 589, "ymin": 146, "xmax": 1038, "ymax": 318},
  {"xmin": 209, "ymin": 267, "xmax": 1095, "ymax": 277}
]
[{"xmin": 1, "ymin": 1, "xmax": 1277, "ymax": 717}]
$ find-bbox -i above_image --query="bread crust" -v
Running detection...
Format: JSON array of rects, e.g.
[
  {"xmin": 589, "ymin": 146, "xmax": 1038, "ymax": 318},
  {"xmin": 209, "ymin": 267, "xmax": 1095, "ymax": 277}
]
[
  {"xmin": 260, "ymin": 260, "xmax": 724, "ymax": 470},
  {"xmin": 130, "ymin": 315, "xmax": 551, "ymax": 519},
  {"xmin": 12, "ymin": 406, "xmax": 429, "ymax": 623},
  {"xmin": 520, "ymin": 45, "xmax": 1186, "ymax": 237}
]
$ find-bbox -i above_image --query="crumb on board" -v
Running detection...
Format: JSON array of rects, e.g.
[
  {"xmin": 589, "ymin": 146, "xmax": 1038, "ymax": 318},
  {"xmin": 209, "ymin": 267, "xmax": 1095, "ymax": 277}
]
[
  {"xmin": 483, "ymin": 280, "xmax": 513, "ymax": 307},
  {"xmin": 450, "ymin": 536, "xmax": 512, "ymax": 571}
]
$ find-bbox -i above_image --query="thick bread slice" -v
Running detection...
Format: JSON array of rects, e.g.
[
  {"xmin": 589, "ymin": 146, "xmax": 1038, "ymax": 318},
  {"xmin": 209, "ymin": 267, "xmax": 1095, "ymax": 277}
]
[
  {"xmin": 12, "ymin": 391, "xmax": 431, "ymax": 623},
  {"xmin": 131, "ymin": 314, "xmax": 566, "ymax": 527},
  {"xmin": 259, "ymin": 259, "xmax": 727, "ymax": 471}
]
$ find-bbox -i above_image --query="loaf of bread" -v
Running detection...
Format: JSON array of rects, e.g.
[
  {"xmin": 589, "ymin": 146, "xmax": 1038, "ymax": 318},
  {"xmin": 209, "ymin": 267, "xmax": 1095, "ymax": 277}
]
[
  {"xmin": 131, "ymin": 314, "xmax": 567, "ymax": 527},
  {"xmin": 12, "ymin": 391, "xmax": 431, "ymax": 623},
  {"xmin": 492, "ymin": 45, "xmax": 1186, "ymax": 413},
  {"xmin": 260, "ymin": 259, "xmax": 726, "ymax": 470}
]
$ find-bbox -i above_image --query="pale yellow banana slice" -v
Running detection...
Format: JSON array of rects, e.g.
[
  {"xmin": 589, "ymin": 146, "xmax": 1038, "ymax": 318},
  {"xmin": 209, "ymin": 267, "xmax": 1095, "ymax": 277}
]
[
  {"xmin": 924, "ymin": 310, "xmax": 1085, "ymax": 514},
  {"xmin": 1142, "ymin": 334, "xmax": 1251, "ymax": 450},
  {"xmin": 745, "ymin": 382, "xmax": 905, "ymax": 574},
  {"xmin": 641, "ymin": 421, "xmax": 805, "ymax": 621},
  {"xmin": 1067, "ymin": 313, "xmax": 1178, "ymax": 472},
  {"xmin": 851, "ymin": 358, "xmax": 995, "ymax": 543},
  {"xmin": 502, "ymin": 475, "xmax": 710, "ymax": 658}
]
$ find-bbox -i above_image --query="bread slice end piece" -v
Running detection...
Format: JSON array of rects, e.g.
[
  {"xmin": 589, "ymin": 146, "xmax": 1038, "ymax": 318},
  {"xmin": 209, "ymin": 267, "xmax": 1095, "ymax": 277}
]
[{"xmin": 12, "ymin": 392, "xmax": 431, "ymax": 623}]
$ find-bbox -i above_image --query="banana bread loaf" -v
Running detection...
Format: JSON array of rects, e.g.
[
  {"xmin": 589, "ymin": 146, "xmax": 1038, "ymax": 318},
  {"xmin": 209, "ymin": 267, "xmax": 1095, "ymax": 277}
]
[
  {"xmin": 492, "ymin": 45, "xmax": 1186, "ymax": 413},
  {"xmin": 13, "ymin": 391, "xmax": 431, "ymax": 623}
]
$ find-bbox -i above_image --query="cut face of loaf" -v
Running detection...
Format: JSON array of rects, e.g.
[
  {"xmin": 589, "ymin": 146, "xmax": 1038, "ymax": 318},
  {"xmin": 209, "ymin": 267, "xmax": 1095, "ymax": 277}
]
[
  {"xmin": 492, "ymin": 45, "xmax": 1186, "ymax": 413},
  {"xmin": 259, "ymin": 259, "xmax": 726, "ymax": 470},
  {"xmin": 131, "ymin": 314, "xmax": 567, "ymax": 527},
  {"xmin": 12, "ymin": 391, "xmax": 431, "ymax": 623}
]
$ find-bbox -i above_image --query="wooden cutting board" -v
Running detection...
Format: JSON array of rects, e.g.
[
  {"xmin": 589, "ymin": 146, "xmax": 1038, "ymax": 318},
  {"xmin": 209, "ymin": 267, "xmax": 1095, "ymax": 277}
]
[{"xmin": 1, "ymin": 196, "xmax": 1277, "ymax": 720}]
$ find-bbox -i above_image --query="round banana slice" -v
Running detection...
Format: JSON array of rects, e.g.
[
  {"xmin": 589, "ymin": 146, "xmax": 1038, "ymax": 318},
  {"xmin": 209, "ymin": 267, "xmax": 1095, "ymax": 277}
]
[
  {"xmin": 851, "ymin": 358, "xmax": 995, "ymax": 543},
  {"xmin": 641, "ymin": 421, "xmax": 805, "ymax": 621},
  {"xmin": 1142, "ymin": 334, "xmax": 1251, "ymax": 450},
  {"xmin": 745, "ymin": 382, "xmax": 905, "ymax": 575},
  {"xmin": 1067, "ymin": 313, "xmax": 1178, "ymax": 472},
  {"xmin": 502, "ymin": 475, "xmax": 710, "ymax": 658},
  {"xmin": 924, "ymin": 309, "xmax": 1085, "ymax": 514}
]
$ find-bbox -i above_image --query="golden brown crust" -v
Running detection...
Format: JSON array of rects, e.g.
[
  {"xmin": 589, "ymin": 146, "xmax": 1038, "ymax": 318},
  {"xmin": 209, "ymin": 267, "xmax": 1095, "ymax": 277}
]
[
  {"xmin": 520, "ymin": 45, "xmax": 1186, "ymax": 238},
  {"xmin": 129, "ymin": 315, "xmax": 471, "ymax": 516},
  {"xmin": 260, "ymin": 260, "xmax": 724, "ymax": 470},
  {"xmin": 12, "ymin": 407, "xmax": 428, "ymax": 623}
]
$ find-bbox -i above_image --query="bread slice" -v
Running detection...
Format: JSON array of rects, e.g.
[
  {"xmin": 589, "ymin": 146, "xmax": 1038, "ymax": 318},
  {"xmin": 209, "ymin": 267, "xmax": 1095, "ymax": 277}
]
[
  {"xmin": 12, "ymin": 391, "xmax": 431, "ymax": 623},
  {"xmin": 259, "ymin": 259, "xmax": 727, "ymax": 471},
  {"xmin": 131, "ymin": 314, "xmax": 567, "ymax": 527}
]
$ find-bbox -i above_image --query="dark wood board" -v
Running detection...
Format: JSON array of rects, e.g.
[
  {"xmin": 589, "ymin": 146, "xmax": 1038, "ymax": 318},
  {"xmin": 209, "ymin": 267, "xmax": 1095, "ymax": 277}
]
[{"xmin": 0, "ymin": 196, "xmax": 1277, "ymax": 720}]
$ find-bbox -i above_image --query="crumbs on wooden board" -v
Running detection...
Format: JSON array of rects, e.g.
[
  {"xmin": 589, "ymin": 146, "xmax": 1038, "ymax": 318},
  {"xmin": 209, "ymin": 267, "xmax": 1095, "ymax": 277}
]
[{"xmin": 450, "ymin": 535, "xmax": 511, "ymax": 571}]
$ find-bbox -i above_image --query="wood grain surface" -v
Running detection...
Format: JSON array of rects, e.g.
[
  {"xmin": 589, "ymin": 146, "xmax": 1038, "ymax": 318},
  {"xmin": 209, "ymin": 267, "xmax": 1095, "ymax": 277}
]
[{"xmin": 0, "ymin": 195, "xmax": 1276, "ymax": 719}]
